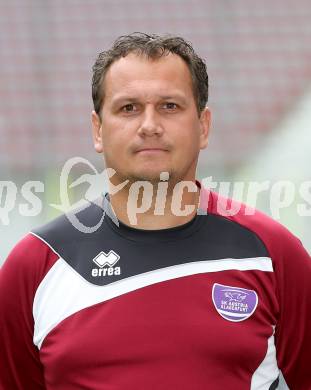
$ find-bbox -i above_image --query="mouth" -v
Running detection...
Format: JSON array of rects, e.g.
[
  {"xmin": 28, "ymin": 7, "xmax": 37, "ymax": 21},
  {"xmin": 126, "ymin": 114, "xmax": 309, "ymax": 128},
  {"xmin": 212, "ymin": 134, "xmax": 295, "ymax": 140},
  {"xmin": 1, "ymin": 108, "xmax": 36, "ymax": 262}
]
[{"xmin": 134, "ymin": 148, "xmax": 168, "ymax": 155}]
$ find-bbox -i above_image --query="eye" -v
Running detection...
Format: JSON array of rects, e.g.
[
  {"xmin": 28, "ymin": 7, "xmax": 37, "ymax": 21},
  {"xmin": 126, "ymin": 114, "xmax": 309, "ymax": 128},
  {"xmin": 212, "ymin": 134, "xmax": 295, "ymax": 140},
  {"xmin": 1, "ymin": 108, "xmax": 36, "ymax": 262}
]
[
  {"xmin": 163, "ymin": 102, "xmax": 178, "ymax": 110},
  {"xmin": 121, "ymin": 104, "xmax": 137, "ymax": 113}
]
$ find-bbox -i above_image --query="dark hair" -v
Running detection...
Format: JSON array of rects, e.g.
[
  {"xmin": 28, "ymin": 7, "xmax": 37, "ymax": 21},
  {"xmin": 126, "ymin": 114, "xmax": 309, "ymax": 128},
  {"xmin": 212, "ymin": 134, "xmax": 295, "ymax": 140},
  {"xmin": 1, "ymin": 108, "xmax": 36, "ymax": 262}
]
[{"xmin": 92, "ymin": 32, "xmax": 209, "ymax": 116}]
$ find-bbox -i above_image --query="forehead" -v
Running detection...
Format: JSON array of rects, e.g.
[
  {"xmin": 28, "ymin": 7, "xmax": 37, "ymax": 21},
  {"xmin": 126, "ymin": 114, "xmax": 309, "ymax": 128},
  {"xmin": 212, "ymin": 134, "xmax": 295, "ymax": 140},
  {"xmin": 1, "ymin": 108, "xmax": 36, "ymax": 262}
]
[{"xmin": 103, "ymin": 52, "xmax": 194, "ymax": 102}]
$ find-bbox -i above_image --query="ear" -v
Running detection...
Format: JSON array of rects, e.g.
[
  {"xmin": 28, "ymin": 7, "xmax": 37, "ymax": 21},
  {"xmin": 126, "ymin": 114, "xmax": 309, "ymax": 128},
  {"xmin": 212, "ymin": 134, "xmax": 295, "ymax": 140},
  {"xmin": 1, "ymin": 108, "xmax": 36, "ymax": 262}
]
[
  {"xmin": 91, "ymin": 110, "xmax": 103, "ymax": 153},
  {"xmin": 199, "ymin": 107, "xmax": 211, "ymax": 150}
]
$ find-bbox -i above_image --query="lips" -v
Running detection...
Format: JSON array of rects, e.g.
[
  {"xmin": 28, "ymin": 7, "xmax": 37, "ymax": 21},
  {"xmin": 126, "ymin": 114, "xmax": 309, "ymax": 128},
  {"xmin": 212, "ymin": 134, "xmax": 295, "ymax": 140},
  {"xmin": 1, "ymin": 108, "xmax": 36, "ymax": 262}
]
[
  {"xmin": 134, "ymin": 148, "xmax": 169, "ymax": 157},
  {"xmin": 135, "ymin": 148, "xmax": 167, "ymax": 152},
  {"xmin": 133, "ymin": 145, "xmax": 169, "ymax": 153}
]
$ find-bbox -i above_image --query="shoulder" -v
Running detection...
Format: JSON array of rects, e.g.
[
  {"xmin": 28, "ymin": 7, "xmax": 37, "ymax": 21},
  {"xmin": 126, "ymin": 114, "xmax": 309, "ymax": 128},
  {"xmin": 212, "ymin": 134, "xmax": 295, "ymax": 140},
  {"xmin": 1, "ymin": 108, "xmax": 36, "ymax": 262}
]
[
  {"xmin": 0, "ymin": 232, "xmax": 58, "ymax": 295},
  {"xmin": 1, "ymin": 200, "xmax": 100, "ymax": 276},
  {"xmin": 202, "ymin": 189, "xmax": 308, "ymax": 261},
  {"xmin": 32, "ymin": 199, "xmax": 105, "ymax": 246}
]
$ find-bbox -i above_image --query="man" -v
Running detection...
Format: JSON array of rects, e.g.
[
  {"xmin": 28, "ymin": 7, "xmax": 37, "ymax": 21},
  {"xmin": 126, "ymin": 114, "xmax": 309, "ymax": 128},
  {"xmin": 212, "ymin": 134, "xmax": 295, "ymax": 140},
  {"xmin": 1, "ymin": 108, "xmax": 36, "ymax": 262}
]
[{"xmin": 0, "ymin": 33, "xmax": 310, "ymax": 389}]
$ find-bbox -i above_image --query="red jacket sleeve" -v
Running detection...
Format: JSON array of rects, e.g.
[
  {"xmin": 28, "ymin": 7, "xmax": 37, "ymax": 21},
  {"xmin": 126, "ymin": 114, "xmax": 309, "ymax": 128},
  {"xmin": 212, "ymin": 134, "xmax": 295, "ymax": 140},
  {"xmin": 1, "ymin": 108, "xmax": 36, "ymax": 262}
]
[
  {"xmin": 207, "ymin": 189, "xmax": 311, "ymax": 389},
  {"xmin": 273, "ymin": 230, "xmax": 311, "ymax": 389},
  {"xmin": 0, "ymin": 234, "xmax": 58, "ymax": 390}
]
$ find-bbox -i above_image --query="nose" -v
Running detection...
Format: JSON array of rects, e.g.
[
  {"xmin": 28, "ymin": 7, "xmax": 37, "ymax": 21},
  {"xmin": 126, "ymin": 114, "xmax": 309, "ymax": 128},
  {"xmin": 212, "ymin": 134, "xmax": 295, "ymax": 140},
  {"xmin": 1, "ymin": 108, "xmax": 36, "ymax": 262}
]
[{"xmin": 137, "ymin": 106, "xmax": 163, "ymax": 137}]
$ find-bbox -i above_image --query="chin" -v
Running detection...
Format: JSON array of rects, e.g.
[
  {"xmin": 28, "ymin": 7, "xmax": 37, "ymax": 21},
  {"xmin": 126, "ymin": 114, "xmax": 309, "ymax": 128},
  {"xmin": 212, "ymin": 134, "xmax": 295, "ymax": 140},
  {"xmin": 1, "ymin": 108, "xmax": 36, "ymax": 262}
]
[{"xmin": 128, "ymin": 169, "xmax": 172, "ymax": 183}]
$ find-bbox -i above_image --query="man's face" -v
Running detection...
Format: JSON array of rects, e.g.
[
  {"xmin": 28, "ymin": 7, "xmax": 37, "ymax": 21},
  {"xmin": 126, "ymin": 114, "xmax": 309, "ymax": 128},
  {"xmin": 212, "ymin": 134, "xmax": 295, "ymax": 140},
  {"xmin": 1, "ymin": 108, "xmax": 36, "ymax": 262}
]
[{"xmin": 92, "ymin": 52, "xmax": 210, "ymax": 185}]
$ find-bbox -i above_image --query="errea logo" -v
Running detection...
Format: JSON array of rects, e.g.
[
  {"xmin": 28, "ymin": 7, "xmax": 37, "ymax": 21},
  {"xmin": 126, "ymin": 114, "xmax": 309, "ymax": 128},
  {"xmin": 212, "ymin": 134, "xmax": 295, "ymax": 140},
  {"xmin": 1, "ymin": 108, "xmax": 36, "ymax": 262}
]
[{"xmin": 91, "ymin": 250, "xmax": 121, "ymax": 277}]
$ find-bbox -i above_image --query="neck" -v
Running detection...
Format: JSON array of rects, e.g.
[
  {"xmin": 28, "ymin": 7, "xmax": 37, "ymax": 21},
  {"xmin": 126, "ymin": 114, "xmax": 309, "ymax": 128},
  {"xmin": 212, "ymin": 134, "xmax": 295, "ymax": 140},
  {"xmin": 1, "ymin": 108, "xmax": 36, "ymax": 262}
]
[{"xmin": 108, "ymin": 179, "xmax": 201, "ymax": 230}]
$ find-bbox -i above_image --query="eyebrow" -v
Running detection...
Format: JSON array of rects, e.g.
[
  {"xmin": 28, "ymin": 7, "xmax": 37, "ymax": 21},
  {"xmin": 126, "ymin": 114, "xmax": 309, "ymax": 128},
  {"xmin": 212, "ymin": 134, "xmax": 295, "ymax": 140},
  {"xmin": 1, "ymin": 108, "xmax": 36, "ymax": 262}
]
[
  {"xmin": 160, "ymin": 95, "xmax": 188, "ymax": 104},
  {"xmin": 110, "ymin": 94, "xmax": 188, "ymax": 107}
]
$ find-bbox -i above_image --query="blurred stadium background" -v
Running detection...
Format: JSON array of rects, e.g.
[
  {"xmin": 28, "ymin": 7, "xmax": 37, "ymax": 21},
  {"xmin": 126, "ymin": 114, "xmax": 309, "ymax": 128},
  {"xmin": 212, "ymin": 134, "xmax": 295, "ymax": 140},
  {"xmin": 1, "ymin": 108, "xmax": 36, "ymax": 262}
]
[{"xmin": 1, "ymin": 0, "xmax": 311, "ymax": 266}]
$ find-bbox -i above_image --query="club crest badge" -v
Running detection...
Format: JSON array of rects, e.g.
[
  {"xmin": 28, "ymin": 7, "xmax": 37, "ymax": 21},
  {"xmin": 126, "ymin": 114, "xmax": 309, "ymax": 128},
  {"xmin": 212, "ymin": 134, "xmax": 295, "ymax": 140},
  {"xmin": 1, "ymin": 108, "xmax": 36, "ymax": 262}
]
[{"xmin": 212, "ymin": 283, "xmax": 258, "ymax": 322}]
